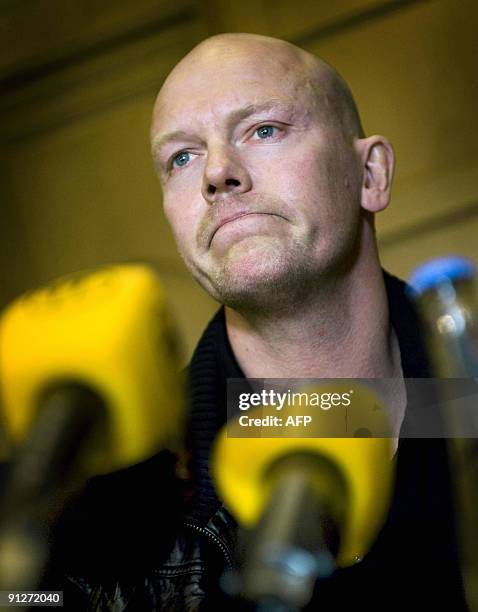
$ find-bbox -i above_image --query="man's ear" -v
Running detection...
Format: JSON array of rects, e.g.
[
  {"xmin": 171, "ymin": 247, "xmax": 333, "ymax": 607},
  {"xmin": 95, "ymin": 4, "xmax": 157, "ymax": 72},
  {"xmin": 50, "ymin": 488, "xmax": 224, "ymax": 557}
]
[{"xmin": 355, "ymin": 135, "xmax": 395, "ymax": 213}]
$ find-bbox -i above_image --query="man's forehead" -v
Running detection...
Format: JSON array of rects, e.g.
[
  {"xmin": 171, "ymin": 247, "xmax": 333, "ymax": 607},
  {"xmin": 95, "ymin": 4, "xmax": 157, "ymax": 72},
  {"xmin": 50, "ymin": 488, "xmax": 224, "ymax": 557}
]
[
  {"xmin": 152, "ymin": 61, "xmax": 317, "ymax": 142},
  {"xmin": 155, "ymin": 79, "xmax": 307, "ymax": 120},
  {"xmin": 159, "ymin": 56, "xmax": 306, "ymax": 104}
]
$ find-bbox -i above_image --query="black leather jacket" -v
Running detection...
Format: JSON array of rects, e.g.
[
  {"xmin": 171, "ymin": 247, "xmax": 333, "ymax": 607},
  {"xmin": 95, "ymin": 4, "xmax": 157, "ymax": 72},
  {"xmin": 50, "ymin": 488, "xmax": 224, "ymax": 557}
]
[
  {"xmin": 60, "ymin": 506, "xmax": 235, "ymax": 611},
  {"xmin": 53, "ymin": 273, "xmax": 467, "ymax": 611}
]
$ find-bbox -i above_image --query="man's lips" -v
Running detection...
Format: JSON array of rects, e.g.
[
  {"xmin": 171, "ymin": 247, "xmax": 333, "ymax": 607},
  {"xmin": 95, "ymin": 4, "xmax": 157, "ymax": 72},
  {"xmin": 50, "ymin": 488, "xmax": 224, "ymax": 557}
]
[{"xmin": 208, "ymin": 211, "xmax": 275, "ymax": 247}]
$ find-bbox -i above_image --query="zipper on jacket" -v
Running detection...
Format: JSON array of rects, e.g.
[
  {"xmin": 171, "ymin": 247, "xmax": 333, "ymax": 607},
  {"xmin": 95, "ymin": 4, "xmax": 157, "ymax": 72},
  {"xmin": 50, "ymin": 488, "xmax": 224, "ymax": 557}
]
[{"xmin": 184, "ymin": 520, "xmax": 234, "ymax": 568}]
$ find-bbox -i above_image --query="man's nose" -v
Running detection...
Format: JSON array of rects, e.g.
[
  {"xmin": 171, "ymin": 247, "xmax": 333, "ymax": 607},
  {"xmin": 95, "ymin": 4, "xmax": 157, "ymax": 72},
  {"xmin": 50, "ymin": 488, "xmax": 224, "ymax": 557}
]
[{"xmin": 201, "ymin": 145, "xmax": 252, "ymax": 204}]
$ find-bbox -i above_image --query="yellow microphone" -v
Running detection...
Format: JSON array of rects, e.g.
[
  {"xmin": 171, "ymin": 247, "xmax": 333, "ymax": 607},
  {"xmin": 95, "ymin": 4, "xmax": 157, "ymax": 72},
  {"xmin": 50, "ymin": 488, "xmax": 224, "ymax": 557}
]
[
  {"xmin": 212, "ymin": 382, "xmax": 394, "ymax": 609},
  {"xmin": 0, "ymin": 263, "xmax": 185, "ymax": 475},
  {"xmin": 0, "ymin": 263, "xmax": 185, "ymax": 589}
]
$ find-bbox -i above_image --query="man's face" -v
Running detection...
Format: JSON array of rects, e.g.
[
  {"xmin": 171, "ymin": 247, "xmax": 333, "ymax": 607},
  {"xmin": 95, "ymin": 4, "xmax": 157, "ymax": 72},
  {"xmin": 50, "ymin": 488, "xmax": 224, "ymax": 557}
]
[{"xmin": 151, "ymin": 42, "xmax": 363, "ymax": 311}]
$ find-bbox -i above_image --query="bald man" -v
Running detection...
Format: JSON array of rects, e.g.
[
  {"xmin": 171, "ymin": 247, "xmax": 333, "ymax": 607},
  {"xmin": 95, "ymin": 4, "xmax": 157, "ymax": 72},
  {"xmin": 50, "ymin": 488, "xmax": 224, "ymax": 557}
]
[
  {"xmin": 54, "ymin": 34, "xmax": 466, "ymax": 611},
  {"xmin": 151, "ymin": 33, "xmax": 400, "ymax": 382}
]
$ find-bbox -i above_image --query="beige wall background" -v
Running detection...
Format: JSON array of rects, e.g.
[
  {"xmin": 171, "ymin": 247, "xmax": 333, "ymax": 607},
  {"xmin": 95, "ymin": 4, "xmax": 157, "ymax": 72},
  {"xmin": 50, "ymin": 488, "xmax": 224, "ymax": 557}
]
[{"xmin": 1, "ymin": 0, "xmax": 477, "ymax": 360}]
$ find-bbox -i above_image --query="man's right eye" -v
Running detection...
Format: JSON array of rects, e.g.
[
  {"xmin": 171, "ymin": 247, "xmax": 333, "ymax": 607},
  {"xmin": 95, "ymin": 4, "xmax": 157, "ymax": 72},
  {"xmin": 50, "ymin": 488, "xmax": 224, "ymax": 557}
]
[{"xmin": 172, "ymin": 151, "xmax": 191, "ymax": 169}]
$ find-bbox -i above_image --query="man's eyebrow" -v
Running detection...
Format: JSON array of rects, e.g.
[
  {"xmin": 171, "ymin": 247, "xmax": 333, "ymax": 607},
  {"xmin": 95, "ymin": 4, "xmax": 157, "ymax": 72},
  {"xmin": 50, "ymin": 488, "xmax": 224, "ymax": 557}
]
[
  {"xmin": 151, "ymin": 130, "xmax": 197, "ymax": 158},
  {"xmin": 227, "ymin": 99, "xmax": 295, "ymax": 123},
  {"xmin": 151, "ymin": 99, "xmax": 295, "ymax": 157}
]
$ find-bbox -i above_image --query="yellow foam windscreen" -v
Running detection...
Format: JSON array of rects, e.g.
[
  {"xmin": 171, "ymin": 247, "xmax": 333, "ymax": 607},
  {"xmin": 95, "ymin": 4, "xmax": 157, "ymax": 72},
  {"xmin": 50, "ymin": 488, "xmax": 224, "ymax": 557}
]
[
  {"xmin": 0, "ymin": 264, "xmax": 185, "ymax": 476},
  {"xmin": 212, "ymin": 383, "xmax": 395, "ymax": 566}
]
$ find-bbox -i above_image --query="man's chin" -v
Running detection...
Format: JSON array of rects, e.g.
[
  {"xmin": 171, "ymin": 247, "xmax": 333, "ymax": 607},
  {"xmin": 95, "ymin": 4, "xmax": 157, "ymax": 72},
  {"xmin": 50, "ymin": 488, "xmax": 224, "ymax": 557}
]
[{"xmin": 207, "ymin": 243, "xmax": 311, "ymax": 313}]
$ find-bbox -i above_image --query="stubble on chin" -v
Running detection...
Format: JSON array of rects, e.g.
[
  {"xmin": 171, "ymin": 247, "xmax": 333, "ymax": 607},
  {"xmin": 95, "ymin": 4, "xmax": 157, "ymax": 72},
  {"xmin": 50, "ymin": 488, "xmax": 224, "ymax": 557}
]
[
  {"xmin": 189, "ymin": 192, "xmax": 305, "ymax": 311},
  {"xmin": 203, "ymin": 234, "xmax": 317, "ymax": 315}
]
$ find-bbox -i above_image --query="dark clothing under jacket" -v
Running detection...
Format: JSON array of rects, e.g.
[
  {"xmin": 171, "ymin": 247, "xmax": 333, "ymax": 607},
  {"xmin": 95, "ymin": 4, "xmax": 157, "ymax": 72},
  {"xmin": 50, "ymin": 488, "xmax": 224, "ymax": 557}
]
[{"xmin": 52, "ymin": 272, "xmax": 469, "ymax": 611}]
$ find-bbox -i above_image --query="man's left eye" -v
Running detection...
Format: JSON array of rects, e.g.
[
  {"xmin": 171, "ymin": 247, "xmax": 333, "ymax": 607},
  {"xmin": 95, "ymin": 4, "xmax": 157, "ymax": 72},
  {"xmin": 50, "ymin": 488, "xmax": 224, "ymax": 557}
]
[{"xmin": 254, "ymin": 125, "xmax": 277, "ymax": 139}]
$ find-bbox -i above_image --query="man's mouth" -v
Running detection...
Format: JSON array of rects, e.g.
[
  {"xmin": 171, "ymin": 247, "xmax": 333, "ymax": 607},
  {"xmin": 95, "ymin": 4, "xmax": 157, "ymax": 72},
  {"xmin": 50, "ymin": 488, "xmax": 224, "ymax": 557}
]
[{"xmin": 209, "ymin": 211, "xmax": 270, "ymax": 246}]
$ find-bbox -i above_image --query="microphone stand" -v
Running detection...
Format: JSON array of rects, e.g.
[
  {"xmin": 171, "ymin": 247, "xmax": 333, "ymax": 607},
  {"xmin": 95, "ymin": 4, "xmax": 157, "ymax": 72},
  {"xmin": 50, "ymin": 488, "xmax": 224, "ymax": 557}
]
[
  {"xmin": 0, "ymin": 383, "xmax": 105, "ymax": 592},
  {"xmin": 239, "ymin": 453, "xmax": 347, "ymax": 611},
  {"xmin": 410, "ymin": 258, "xmax": 478, "ymax": 610}
]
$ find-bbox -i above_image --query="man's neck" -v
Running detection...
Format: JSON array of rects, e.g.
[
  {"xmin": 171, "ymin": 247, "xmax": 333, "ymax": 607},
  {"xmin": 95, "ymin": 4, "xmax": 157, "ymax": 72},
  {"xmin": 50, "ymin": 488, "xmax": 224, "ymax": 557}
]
[
  {"xmin": 225, "ymin": 262, "xmax": 402, "ymax": 381},
  {"xmin": 224, "ymin": 256, "xmax": 406, "ymax": 455}
]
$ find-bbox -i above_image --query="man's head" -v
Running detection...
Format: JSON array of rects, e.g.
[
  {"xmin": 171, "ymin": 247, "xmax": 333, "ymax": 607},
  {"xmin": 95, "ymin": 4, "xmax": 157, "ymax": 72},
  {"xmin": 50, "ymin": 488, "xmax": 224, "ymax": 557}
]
[{"xmin": 150, "ymin": 33, "xmax": 394, "ymax": 314}]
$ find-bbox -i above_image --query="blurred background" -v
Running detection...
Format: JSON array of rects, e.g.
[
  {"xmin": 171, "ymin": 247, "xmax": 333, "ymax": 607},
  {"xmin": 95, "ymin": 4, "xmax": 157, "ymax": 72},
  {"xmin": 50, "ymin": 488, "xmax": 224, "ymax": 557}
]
[{"xmin": 1, "ymin": 0, "xmax": 477, "ymax": 360}]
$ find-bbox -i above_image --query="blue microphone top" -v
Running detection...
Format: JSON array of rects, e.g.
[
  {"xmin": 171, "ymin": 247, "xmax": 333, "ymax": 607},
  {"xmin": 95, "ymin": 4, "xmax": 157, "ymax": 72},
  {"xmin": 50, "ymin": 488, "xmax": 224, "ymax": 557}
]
[{"xmin": 407, "ymin": 256, "xmax": 476, "ymax": 296}]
